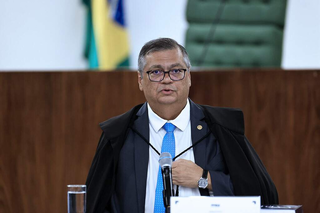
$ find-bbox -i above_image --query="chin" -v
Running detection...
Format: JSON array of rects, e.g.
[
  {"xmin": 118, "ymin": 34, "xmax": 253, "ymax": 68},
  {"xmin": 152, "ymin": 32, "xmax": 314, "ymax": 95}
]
[{"xmin": 157, "ymin": 96, "xmax": 177, "ymax": 105}]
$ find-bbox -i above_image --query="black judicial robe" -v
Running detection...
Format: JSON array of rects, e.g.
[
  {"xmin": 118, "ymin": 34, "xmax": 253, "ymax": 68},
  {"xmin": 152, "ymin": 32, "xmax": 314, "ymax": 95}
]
[{"xmin": 86, "ymin": 102, "xmax": 279, "ymax": 213}]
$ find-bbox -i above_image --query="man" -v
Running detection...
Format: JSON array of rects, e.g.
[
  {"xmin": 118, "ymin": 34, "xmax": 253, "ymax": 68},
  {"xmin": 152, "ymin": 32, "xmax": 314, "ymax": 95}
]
[{"xmin": 86, "ymin": 38, "xmax": 278, "ymax": 213}]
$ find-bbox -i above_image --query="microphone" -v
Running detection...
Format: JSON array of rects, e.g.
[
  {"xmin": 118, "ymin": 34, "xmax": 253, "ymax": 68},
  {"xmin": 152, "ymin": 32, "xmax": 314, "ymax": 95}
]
[{"xmin": 159, "ymin": 152, "xmax": 174, "ymax": 211}]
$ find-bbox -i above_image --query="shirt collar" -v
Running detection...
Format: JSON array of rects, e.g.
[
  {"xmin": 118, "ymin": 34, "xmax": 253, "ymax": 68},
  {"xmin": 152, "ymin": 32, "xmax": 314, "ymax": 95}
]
[{"xmin": 147, "ymin": 100, "xmax": 190, "ymax": 132}]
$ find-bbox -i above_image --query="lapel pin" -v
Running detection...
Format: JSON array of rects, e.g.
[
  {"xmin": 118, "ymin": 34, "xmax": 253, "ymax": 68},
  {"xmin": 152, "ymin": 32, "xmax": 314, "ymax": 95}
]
[{"xmin": 197, "ymin": 125, "xmax": 203, "ymax": 130}]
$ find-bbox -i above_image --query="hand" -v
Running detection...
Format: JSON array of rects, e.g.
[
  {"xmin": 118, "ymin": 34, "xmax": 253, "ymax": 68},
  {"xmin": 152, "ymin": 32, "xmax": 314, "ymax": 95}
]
[{"xmin": 171, "ymin": 159, "xmax": 203, "ymax": 188}]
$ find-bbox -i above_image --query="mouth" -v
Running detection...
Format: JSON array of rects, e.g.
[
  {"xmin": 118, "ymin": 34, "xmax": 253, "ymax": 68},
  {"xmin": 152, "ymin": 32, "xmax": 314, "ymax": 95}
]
[
  {"xmin": 160, "ymin": 88, "xmax": 174, "ymax": 94},
  {"xmin": 163, "ymin": 89, "xmax": 172, "ymax": 92}
]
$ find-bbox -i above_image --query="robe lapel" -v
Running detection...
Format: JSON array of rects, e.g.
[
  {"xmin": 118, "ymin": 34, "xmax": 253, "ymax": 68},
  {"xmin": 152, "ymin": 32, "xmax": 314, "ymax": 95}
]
[
  {"xmin": 132, "ymin": 103, "xmax": 149, "ymax": 212},
  {"xmin": 190, "ymin": 100, "xmax": 209, "ymax": 168}
]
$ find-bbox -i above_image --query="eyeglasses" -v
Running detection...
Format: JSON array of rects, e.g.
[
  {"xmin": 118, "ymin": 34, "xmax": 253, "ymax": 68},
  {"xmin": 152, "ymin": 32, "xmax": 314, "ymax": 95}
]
[{"xmin": 146, "ymin": 69, "xmax": 187, "ymax": 82}]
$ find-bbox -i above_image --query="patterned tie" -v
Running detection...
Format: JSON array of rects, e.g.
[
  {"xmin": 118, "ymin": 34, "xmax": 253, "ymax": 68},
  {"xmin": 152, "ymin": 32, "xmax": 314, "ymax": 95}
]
[{"xmin": 154, "ymin": 123, "xmax": 176, "ymax": 213}]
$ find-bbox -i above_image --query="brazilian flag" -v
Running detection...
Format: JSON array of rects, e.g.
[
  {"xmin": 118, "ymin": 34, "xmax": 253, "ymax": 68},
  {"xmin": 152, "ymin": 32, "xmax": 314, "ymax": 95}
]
[{"xmin": 83, "ymin": 0, "xmax": 130, "ymax": 70}]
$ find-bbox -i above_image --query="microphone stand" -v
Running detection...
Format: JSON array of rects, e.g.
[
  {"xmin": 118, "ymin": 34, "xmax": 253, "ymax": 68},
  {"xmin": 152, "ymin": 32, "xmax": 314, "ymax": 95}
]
[
  {"xmin": 159, "ymin": 152, "xmax": 174, "ymax": 213},
  {"xmin": 162, "ymin": 167, "xmax": 174, "ymax": 213}
]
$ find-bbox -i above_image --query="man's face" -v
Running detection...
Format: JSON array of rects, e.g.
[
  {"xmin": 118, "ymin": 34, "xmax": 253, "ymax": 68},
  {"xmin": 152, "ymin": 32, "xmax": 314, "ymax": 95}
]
[{"xmin": 138, "ymin": 48, "xmax": 191, "ymax": 109}]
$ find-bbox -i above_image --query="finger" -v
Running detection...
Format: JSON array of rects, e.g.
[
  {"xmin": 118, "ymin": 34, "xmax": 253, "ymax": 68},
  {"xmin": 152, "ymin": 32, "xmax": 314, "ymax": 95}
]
[
  {"xmin": 172, "ymin": 159, "xmax": 184, "ymax": 168},
  {"xmin": 172, "ymin": 161, "xmax": 177, "ymax": 168}
]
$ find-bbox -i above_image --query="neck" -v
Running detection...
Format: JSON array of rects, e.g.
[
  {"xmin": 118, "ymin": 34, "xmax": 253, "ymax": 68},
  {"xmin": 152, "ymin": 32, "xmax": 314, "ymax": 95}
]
[{"xmin": 149, "ymin": 101, "xmax": 187, "ymax": 120}]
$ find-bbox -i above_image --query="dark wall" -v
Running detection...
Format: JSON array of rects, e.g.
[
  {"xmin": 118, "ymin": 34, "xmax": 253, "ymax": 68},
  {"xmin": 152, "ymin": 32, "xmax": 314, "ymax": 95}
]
[{"xmin": 0, "ymin": 70, "xmax": 319, "ymax": 213}]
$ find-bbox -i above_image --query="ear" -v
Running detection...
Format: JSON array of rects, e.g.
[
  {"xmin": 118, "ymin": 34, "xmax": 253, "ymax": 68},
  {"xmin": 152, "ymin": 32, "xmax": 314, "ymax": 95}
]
[
  {"xmin": 187, "ymin": 71, "xmax": 191, "ymax": 87},
  {"xmin": 137, "ymin": 71, "xmax": 143, "ymax": 91}
]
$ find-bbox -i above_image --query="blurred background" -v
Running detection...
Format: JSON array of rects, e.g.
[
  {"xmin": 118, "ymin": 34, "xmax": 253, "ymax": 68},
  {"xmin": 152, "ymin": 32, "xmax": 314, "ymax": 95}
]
[{"xmin": 0, "ymin": 0, "xmax": 319, "ymax": 71}]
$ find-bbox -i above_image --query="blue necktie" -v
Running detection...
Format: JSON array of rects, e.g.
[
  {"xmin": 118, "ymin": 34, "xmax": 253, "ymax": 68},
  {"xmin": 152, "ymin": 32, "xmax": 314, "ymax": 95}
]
[{"xmin": 154, "ymin": 123, "xmax": 176, "ymax": 213}]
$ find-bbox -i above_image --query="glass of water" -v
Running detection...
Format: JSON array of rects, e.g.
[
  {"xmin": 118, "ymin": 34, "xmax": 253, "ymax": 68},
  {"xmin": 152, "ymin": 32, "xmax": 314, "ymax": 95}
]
[{"xmin": 67, "ymin": 185, "xmax": 86, "ymax": 213}]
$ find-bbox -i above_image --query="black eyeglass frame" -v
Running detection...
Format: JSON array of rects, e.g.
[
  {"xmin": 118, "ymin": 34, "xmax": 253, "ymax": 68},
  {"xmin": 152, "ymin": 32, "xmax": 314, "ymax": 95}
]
[{"xmin": 145, "ymin": 69, "xmax": 187, "ymax": 82}]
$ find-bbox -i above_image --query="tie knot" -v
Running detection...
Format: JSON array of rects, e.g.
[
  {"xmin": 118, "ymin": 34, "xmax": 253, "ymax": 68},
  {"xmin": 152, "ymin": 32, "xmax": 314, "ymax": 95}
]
[{"xmin": 163, "ymin": 123, "xmax": 175, "ymax": 132}]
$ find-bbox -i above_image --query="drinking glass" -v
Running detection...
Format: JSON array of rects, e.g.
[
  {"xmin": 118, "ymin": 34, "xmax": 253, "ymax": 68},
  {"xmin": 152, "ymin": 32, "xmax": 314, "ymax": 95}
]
[{"xmin": 67, "ymin": 185, "xmax": 86, "ymax": 213}]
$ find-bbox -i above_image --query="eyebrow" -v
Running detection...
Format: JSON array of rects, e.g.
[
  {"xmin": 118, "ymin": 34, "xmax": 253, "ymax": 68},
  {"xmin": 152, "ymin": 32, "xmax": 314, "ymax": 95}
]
[{"xmin": 148, "ymin": 63, "xmax": 184, "ymax": 70}]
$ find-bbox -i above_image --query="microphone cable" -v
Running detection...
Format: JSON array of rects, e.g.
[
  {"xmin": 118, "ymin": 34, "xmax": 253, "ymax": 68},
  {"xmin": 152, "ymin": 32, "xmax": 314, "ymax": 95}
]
[
  {"xmin": 196, "ymin": 0, "xmax": 226, "ymax": 67},
  {"xmin": 130, "ymin": 126, "xmax": 211, "ymax": 160},
  {"xmin": 130, "ymin": 126, "xmax": 212, "ymax": 197}
]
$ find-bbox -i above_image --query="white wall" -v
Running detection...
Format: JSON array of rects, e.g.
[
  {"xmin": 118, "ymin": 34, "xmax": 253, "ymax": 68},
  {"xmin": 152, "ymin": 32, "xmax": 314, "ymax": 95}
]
[
  {"xmin": 0, "ymin": 0, "xmax": 87, "ymax": 71},
  {"xmin": 282, "ymin": 0, "xmax": 320, "ymax": 69},
  {"xmin": 0, "ymin": 0, "xmax": 319, "ymax": 71},
  {"xmin": 125, "ymin": 0, "xmax": 188, "ymax": 69}
]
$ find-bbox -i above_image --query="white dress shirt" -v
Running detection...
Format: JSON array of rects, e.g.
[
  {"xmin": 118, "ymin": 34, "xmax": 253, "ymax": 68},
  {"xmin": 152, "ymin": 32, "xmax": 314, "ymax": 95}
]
[{"xmin": 144, "ymin": 101, "xmax": 200, "ymax": 213}]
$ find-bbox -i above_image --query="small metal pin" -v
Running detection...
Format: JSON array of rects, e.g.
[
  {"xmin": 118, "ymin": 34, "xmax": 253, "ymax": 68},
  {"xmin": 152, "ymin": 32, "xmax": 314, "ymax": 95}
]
[{"xmin": 197, "ymin": 125, "xmax": 203, "ymax": 130}]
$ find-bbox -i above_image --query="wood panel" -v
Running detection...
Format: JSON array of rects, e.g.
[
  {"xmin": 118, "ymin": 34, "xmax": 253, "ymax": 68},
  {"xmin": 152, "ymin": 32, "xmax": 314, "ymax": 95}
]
[
  {"xmin": 0, "ymin": 72, "xmax": 145, "ymax": 213},
  {"xmin": 189, "ymin": 70, "xmax": 320, "ymax": 213},
  {"xmin": 0, "ymin": 70, "xmax": 319, "ymax": 213}
]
